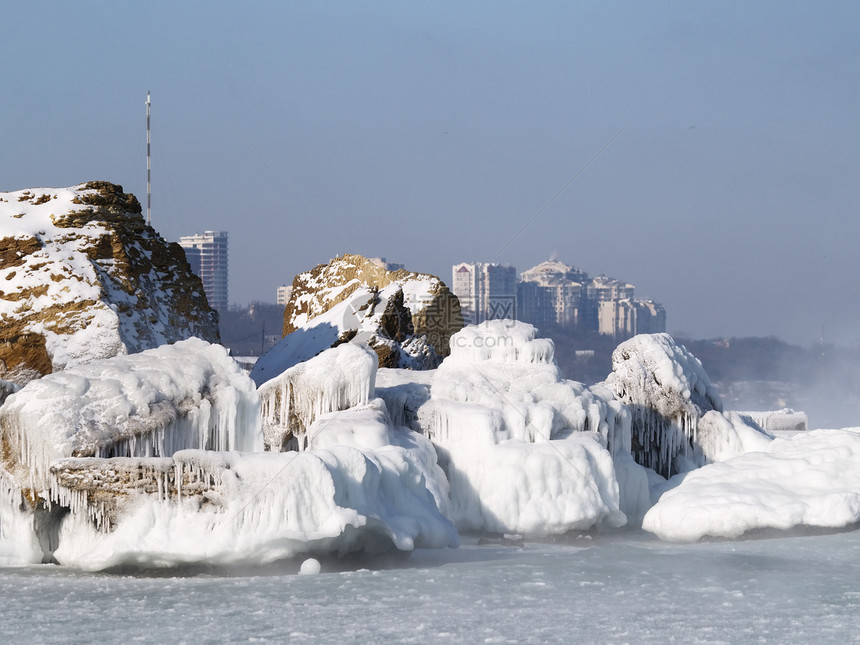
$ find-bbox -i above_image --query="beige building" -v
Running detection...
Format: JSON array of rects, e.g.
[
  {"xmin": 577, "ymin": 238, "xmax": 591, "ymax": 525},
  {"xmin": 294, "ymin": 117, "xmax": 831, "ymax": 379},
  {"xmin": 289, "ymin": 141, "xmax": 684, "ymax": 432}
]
[{"xmin": 518, "ymin": 260, "xmax": 666, "ymax": 338}]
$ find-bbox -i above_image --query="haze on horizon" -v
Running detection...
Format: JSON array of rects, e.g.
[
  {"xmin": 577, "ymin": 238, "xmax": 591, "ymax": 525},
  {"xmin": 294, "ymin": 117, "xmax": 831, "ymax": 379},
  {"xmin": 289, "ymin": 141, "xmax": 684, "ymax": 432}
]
[{"xmin": 2, "ymin": 1, "xmax": 859, "ymax": 347}]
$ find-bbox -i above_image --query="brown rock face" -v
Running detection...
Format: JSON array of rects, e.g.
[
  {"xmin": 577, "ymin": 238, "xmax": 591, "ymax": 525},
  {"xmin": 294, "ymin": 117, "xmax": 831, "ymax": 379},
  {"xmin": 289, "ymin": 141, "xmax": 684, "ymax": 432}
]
[
  {"xmin": 0, "ymin": 181, "xmax": 219, "ymax": 384},
  {"xmin": 282, "ymin": 254, "xmax": 463, "ymax": 364}
]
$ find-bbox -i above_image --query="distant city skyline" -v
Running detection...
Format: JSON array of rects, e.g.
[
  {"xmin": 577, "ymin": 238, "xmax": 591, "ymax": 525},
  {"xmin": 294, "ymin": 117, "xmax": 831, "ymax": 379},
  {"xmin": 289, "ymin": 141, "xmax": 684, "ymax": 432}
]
[
  {"xmin": 451, "ymin": 258, "xmax": 665, "ymax": 338},
  {"xmin": 4, "ymin": 2, "xmax": 860, "ymax": 346}
]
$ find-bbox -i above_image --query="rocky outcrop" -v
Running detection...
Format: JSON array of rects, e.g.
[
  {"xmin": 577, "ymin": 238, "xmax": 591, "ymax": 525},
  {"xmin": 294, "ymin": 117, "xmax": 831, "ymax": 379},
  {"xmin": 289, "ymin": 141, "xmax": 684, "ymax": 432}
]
[
  {"xmin": 250, "ymin": 255, "xmax": 463, "ymax": 385},
  {"xmin": 604, "ymin": 333, "xmax": 768, "ymax": 477},
  {"xmin": 0, "ymin": 181, "xmax": 219, "ymax": 384},
  {"xmin": 283, "ymin": 254, "xmax": 463, "ymax": 362}
]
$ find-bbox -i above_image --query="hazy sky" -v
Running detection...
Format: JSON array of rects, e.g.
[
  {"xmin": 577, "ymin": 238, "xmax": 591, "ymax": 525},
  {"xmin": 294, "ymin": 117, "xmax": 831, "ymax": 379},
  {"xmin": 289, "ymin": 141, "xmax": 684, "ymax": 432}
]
[{"xmin": 3, "ymin": 1, "xmax": 859, "ymax": 346}]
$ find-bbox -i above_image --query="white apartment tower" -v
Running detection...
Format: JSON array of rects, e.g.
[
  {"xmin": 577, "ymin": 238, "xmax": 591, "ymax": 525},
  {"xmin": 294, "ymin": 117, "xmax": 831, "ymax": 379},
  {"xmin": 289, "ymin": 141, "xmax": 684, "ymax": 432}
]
[
  {"xmin": 452, "ymin": 262, "xmax": 517, "ymax": 324},
  {"xmin": 179, "ymin": 231, "xmax": 229, "ymax": 313}
]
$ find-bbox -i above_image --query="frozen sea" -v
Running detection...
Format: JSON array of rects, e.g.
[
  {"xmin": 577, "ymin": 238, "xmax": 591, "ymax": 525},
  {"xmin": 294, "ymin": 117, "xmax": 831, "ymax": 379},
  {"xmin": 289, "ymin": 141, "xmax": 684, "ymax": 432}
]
[{"xmin": 2, "ymin": 530, "xmax": 859, "ymax": 644}]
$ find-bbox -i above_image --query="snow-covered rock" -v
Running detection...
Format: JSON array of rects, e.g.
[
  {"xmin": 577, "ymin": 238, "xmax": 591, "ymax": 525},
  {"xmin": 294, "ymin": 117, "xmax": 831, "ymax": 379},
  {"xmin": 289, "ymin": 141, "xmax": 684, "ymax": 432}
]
[
  {"xmin": 253, "ymin": 254, "xmax": 463, "ymax": 384},
  {"xmin": 642, "ymin": 428, "xmax": 860, "ymax": 541},
  {"xmin": 0, "ymin": 182, "xmax": 218, "ymax": 385},
  {"xmin": 605, "ymin": 333, "xmax": 768, "ymax": 477}
]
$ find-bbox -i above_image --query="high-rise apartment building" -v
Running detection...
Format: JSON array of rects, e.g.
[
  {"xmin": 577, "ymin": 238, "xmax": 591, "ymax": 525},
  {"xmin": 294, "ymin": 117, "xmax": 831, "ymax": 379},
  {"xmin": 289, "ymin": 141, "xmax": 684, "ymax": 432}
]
[
  {"xmin": 276, "ymin": 285, "xmax": 293, "ymax": 307},
  {"xmin": 451, "ymin": 262, "xmax": 517, "ymax": 324},
  {"xmin": 179, "ymin": 231, "xmax": 229, "ymax": 313}
]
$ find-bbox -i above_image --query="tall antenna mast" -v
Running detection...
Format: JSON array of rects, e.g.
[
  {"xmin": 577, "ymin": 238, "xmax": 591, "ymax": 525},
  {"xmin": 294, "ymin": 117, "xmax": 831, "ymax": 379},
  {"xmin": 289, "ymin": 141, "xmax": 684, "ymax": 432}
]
[{"xmin": 146, "ymin": 91, "xmax": 151, "ymax": 225}]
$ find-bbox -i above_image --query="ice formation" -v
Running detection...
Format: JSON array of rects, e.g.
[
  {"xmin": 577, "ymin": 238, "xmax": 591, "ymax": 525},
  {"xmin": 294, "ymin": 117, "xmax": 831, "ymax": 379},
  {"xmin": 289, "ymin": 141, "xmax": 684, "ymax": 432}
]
[
  {"xmin": 739, "ymin": 408, "xmax": 808, "ymax": 433},
  {"xmin": 406, "ymin": 320, "xmax": 632, "ymax": 535},
  {"xmin": 0, "ymin": 337, "xmax": 459, "ymax": 568},
  {"xmin": 605, "ymin": 333, "xmax": 769, "ymax": 477},
  {"xmin": 0, "ymin": 337, "xmax": 261, "ymax": 494},
  {"xmin": 257, "ymin": 343, "xmax": 378, "ymax": 451},
  {"xmin": 0, "ymin": 379, "xmax": 20, "ymax": 406},
  {"xmin": 50, "ymin": 443, "xmax": 457, "ymax": 570},
  {"xmin": 2, "ymin": 300, "xmax": 853, "ymax": 567},
  {"xmin": 642, "ymin": 428, "xmax": 860, "ymax": 541}
]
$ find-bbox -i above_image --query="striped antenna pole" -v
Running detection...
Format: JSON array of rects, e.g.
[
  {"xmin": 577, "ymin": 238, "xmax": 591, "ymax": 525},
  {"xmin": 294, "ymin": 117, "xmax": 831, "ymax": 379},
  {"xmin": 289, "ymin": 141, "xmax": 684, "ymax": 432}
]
[{"xmin": 146, "ymin": 91, "xmax": 151, "ymax": 225}]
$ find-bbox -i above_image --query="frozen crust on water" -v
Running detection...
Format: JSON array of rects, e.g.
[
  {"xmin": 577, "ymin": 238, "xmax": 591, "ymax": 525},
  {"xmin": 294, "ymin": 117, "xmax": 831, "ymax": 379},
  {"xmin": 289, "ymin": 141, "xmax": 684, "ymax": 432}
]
[{"xmin": 642, "ymin": 428, "xmax": 860, "ymax": 541}]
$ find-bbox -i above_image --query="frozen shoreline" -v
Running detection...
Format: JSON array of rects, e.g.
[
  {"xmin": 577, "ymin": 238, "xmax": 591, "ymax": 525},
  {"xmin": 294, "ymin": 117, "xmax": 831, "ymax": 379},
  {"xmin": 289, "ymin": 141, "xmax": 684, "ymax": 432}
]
[{"xmin": 1, "ymin": 528, "xmax": 858, "ymax": 643}]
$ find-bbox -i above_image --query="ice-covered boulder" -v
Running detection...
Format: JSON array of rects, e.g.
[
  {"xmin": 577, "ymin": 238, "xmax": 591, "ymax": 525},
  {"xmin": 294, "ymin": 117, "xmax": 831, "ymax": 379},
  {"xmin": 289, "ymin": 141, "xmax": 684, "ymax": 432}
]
[
  {"xmin": 410, "ymin": 320, "xmax": 631, "ymax": 535},
  {"xmin": 0, "ymin": 182, "xmax": 219, "ymax": 385},
  {"xmin": 256, "ymin": 254, "xmax": 463, "ymax": 382},
  {"xmin": 642, "ymin": 428, "xmax": 860, "ymax": 541},
  {"xmin": 605, "ymin": 333, "xmax": 768, "ymax": 477},
  {"xmin": 47, "ymin": 431, "xmax": 458, "ymax": 570},
  {"xmin": 0, "ymin": 338, "xmax": 261, "ymax": 498},
  {"xmin": 251, "ymin": 284, "xmax": 435, "ymax": 385},
  {"xmin": 258, "ymin": 342, "xmax": 377, "ymax": 451}
]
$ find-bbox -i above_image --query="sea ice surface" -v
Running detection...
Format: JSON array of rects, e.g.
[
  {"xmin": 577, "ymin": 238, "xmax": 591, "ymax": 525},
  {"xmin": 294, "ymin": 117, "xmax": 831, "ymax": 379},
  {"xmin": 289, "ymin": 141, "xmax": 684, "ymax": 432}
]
[{"xmin": 0, "ymin": 530, "xmax": 858, "ymax": 644}]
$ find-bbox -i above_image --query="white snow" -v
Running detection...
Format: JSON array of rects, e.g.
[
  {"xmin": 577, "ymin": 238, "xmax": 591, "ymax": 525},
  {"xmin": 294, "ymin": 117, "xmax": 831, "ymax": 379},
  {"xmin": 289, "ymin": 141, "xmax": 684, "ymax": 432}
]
[
  {"xmin": 642, "ymin": 427, "xmax": 860, "ymax": 541},
  {"xmin": 250, "ymin": 287, "xmax": 379, "ymax": 386}
]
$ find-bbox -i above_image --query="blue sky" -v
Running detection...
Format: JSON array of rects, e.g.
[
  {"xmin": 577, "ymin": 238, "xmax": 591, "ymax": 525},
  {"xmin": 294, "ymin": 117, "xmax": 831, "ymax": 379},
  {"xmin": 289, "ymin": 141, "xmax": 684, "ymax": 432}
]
[{"xmin": 3, "ymin": 1, "xmax": 859, "ymax": 345}]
